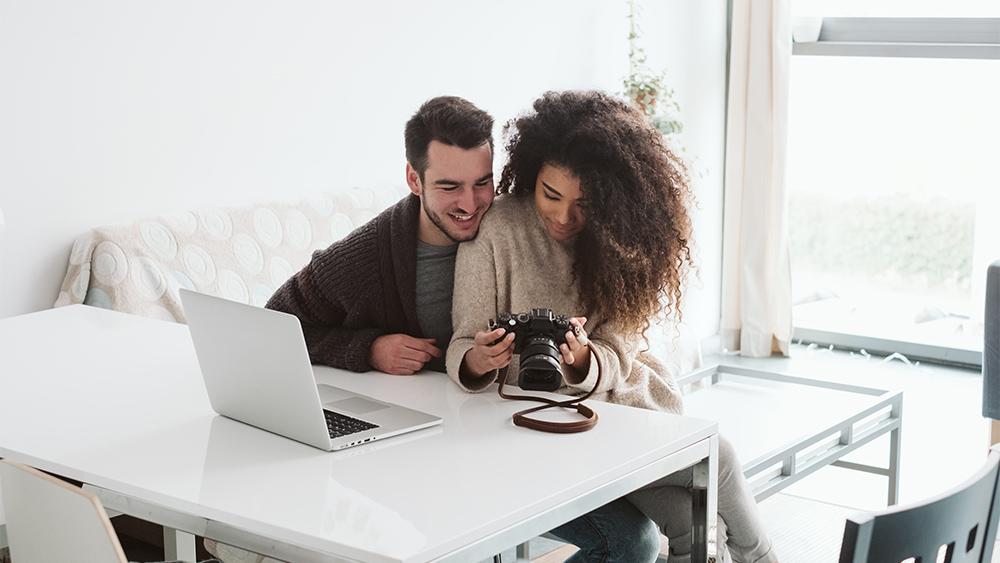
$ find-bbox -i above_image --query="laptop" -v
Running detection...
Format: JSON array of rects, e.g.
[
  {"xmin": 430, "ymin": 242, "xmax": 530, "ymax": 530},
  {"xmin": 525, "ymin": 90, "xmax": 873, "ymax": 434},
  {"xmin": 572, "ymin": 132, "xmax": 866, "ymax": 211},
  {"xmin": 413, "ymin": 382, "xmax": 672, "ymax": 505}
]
[{"xmin": 179, "ymin": 289, "xmax": 442, "ymax": 451}]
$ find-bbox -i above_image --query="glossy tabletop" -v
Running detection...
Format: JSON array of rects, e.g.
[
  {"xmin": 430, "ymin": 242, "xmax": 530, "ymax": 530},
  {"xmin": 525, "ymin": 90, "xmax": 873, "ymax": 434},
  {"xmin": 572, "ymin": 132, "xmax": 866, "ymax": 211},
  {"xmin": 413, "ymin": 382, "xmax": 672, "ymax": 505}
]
[{"xmin": 0, "ymin": 306, "xmax": 717, "ymax": 562}]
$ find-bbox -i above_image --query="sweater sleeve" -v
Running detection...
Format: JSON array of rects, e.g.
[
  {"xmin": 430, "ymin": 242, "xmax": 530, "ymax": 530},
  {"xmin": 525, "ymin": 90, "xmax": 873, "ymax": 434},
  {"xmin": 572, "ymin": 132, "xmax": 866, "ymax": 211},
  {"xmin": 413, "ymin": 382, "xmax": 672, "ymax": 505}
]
[
  {"xmin": 266, "ymin": 243, "xmax": 385, "ymax": 373},
  {"xmin": 567, "ymin": 324, "xmax": 684, "ymax": 414},
  {"xmin": 564, "ymin": 326, "xmax": 634, "ymax": 395},
  {"xmin": 446, "ymin": 229, "xmax": 499, "ymax": 392}
]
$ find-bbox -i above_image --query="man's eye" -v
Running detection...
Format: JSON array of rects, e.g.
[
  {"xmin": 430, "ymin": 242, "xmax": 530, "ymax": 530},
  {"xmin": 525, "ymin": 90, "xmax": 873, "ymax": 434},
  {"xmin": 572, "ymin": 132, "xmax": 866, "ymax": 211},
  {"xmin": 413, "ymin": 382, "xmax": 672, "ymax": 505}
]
[
  {"xmin": 475, "ymin": 180, "xmax": 492, "ymax": 187},
  {"xmin": 440, "ymin": 186, "xmax": 459, "ymax": 191}
]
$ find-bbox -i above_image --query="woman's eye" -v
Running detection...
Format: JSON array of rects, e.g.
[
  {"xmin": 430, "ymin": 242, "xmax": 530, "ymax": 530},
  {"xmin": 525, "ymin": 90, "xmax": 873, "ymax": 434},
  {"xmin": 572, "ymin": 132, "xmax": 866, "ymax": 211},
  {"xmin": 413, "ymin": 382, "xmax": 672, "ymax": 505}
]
[{"xmin": 544, "ymin": 194, "xmax": 559, "ymax": 201}]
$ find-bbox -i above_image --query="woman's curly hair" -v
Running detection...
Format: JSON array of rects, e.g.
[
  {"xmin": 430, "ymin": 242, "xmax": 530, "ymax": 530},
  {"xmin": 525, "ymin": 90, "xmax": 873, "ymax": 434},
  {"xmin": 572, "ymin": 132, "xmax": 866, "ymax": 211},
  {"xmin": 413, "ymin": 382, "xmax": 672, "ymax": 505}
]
[{"xmin": 498, "ymin": 90, "xmax": 694, "ymax": 334}]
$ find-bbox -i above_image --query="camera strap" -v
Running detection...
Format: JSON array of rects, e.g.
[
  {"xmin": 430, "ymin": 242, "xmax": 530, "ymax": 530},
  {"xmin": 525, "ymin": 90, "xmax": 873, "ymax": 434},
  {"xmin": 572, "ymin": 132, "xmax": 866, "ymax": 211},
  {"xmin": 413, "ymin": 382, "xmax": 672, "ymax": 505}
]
[{"xmin": 496, "ymin": 345, "xmax": 601, "ymax": 433}]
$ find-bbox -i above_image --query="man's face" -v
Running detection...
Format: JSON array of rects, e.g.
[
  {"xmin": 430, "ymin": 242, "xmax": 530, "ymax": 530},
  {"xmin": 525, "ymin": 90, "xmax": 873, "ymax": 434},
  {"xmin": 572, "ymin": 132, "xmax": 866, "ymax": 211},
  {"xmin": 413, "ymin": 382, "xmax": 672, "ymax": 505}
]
[{"xmin": 407, "ymin": 140, "xmax": 494, "ymax": 245}]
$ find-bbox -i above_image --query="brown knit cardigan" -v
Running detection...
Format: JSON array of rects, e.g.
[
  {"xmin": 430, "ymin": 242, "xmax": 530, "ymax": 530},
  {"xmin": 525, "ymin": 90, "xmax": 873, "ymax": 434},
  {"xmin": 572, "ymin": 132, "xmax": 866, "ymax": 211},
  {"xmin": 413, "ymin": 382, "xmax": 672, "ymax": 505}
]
[{"xmin": 265, "ymin": 194, "xmax": 424, "ymax": 371}]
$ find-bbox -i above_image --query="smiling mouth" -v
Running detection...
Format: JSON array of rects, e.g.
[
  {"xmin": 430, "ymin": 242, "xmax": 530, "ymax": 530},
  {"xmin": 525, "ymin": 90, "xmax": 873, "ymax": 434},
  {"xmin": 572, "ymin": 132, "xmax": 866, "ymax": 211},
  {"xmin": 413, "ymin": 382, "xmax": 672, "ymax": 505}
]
[
  {"xmin": 448, "ymin": 211, "xmax": 478, "ymax": 225},
  {"xmin": 549, "ymin": 221, "xmax": 576, "ymax": 235}
]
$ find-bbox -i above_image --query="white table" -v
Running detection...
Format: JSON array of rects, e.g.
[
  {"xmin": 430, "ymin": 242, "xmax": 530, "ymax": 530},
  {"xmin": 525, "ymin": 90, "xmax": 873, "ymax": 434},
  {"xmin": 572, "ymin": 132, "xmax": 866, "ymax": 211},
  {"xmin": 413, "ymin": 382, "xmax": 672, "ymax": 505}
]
[{"xmin": 0, "ymin": 306, "xmax": 719, "ymax": 563}]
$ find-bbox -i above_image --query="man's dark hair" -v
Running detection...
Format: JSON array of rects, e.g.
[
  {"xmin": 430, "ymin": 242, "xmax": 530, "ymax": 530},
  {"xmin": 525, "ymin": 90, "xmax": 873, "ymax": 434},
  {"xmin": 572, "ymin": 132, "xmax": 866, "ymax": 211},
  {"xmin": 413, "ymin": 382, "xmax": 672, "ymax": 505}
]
[{"xmin": 404, "ymin": 96, "xmax": 494, "ymax": 181}]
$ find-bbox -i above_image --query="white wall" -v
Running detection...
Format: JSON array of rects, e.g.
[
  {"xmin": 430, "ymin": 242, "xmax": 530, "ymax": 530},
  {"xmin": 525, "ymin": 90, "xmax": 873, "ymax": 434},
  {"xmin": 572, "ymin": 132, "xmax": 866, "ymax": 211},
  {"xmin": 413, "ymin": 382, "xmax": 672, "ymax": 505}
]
[
  {"xmin": 0, "ymin": 0, "xmax": 727, "ymax": 339},
  {"xmin": 638, "ymin": 1, "xmax": 729, "ymax": 341}
]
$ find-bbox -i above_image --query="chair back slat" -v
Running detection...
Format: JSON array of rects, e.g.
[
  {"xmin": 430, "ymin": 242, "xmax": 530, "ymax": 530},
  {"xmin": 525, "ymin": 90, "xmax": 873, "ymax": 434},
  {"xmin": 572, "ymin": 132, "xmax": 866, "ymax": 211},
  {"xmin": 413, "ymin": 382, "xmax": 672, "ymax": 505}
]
[{"xmin": 0, "ymin": 461, "xmax": 127, "ymax": 563}]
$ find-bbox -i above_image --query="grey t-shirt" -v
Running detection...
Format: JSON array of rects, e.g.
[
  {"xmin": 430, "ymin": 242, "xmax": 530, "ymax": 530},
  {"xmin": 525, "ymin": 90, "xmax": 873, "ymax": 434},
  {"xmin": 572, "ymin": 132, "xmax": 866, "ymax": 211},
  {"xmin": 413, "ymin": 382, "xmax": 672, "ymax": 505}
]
[{"xmin": 415, "ymin": 241, "xmax": 458, "ymax": 372}]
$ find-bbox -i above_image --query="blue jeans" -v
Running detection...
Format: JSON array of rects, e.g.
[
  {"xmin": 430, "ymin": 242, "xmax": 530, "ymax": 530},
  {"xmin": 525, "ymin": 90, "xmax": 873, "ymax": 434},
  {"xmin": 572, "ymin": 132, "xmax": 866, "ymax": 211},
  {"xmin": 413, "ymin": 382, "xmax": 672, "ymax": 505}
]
[{"xmin": 548, "ymin": 497, "xmax": 661, "ymax": 563}]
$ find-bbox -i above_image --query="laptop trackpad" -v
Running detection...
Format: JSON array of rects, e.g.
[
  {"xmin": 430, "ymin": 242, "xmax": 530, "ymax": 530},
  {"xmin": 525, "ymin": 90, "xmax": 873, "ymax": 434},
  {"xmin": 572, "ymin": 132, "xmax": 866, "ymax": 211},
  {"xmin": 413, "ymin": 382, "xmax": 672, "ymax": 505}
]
[{"xmin": 327, "ymin": 397, "xmax": 390, "ymax": 415}]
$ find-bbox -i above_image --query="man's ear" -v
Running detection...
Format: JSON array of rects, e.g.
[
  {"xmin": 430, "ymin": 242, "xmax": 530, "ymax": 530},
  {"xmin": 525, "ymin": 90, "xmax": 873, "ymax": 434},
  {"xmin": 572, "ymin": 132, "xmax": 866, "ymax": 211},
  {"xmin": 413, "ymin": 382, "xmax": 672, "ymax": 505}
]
[{"xmin": 405, "ymin": 163, "xmax": 422, "ymax": 197}]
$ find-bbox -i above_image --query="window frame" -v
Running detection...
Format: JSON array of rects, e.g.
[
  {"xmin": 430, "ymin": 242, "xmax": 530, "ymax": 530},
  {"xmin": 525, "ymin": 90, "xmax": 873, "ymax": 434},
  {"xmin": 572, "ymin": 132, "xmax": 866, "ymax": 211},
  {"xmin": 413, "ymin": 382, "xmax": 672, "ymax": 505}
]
[
  {"xmin": 793, "ymin": 17, "xmax": 1000, "ymax": 59},
  {"xmin": 785, "ymin": 17, "xmax": 1000, "ymax": 367}
]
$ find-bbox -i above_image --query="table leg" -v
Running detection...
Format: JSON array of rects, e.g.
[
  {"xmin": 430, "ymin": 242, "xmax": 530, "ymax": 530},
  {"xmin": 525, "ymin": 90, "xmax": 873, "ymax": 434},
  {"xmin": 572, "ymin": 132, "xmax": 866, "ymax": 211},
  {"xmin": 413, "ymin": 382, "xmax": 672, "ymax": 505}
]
[
  {"xmin": 515, "ymin": 541, "xmax": 530, "ymax": 560},
  {"xmin": 888, "ymin": 401, "xmax": 903, "ymax": 506},
  {"xmin": 691, "ymin": 435, "xmax": 719, "ymax": 563},
  {"xmin": 163, "ymin": 528, "xmax": 196, "ymax": 562}
]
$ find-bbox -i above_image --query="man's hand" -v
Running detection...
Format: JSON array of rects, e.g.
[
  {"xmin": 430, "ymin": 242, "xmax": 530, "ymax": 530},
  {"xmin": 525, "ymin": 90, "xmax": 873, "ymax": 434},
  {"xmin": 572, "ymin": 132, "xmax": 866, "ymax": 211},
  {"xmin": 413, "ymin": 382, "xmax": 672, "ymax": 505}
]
[
  {"xmin": 369, "ymin": 334, "xmax": 442, "ymax": 375},
  {"xmin": 461, "ymin": 328, "xmax": 515, "ymax": 378}
]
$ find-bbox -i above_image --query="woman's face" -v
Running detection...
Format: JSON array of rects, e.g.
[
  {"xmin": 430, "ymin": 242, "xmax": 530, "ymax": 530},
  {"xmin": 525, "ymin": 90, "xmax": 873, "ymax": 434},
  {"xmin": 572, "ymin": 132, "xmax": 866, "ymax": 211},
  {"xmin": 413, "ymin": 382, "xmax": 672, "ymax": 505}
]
[{"xmin": 534, "ymin": 163, "xmax": 586, "ymax": 243}]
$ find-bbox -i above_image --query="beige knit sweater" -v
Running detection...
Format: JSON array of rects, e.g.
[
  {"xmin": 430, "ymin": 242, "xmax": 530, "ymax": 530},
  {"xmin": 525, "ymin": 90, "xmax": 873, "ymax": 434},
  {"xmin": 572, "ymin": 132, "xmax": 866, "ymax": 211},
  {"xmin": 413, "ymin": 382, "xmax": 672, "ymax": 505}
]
[{"xmin": 446, "ymin": 195, "xmax": 684, "ymax": 414}]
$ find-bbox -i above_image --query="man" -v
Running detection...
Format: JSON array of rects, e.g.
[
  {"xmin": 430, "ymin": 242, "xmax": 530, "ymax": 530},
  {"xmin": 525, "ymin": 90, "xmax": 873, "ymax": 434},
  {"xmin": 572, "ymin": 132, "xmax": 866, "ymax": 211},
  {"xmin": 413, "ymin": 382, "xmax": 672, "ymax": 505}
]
[{"xmin": 266, "ymin": 96, "xmax": 495, "ymax": 374}]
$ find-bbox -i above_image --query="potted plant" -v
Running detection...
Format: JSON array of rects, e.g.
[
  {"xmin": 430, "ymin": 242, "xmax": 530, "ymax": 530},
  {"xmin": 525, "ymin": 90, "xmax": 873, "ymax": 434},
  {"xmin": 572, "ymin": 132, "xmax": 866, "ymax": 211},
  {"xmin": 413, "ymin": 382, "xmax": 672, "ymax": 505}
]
[{"xmin": 622, "ymin": 0, "xmax": 683, "ymax": 136}]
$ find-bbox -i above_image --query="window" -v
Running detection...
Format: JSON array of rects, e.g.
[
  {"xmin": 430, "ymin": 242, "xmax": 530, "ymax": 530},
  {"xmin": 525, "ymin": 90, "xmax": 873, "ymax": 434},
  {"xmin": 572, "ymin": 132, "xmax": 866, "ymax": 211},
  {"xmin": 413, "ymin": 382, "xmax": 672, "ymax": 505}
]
[{"xmin": 786, "ymin": 12, "xmax": 1000, "ymax": 365}]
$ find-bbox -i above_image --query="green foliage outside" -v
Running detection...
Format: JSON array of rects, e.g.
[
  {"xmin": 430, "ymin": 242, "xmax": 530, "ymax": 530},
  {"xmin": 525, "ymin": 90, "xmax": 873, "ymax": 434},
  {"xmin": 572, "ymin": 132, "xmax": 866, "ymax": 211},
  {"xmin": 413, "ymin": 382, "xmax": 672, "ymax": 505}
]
[{"xmin": 789, "ymin": 192, "xmax": 974, "ymax": 291}]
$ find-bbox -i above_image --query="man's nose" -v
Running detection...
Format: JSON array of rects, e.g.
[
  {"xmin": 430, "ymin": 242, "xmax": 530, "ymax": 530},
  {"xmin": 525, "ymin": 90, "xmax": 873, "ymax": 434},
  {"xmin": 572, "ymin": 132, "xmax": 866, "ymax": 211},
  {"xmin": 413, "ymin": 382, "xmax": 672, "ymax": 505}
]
[{"xmin": 457, "ymin": 186, "xmax": 477, "ymax": 211}]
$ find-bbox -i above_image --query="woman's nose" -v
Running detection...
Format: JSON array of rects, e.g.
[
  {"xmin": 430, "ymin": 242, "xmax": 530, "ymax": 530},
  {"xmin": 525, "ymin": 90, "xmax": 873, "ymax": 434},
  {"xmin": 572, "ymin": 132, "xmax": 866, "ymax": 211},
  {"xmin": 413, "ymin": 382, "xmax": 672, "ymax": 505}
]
[{"xmin": 556, "ymin": 206, "xmax": 572, "ymax": 225}]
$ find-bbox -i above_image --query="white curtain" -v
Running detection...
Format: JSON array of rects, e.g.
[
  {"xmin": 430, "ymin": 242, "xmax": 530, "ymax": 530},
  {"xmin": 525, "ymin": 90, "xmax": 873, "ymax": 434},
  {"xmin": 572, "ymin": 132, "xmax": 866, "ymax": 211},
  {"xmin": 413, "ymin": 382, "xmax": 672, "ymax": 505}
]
[{"xmin": 720, "ymin": 0, "xmax": 793, "ymax": 357}]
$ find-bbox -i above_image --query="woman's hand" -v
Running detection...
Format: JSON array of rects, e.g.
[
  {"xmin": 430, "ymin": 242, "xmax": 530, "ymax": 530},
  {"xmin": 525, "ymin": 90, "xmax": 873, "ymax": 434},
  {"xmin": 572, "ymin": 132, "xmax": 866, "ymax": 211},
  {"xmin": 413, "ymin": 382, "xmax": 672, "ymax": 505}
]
[
  {"xmin": 460, "ymin": 328, "xmax": 515, "ymax": 378},
  {"xmin": 559, "ymin": 316, "xmax": 591, "ymax": 376}
]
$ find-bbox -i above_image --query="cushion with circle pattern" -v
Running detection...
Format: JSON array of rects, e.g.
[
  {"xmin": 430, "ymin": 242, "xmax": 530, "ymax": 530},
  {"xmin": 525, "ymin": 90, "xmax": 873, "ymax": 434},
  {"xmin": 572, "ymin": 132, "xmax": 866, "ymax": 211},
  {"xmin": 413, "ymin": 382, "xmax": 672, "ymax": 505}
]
[{"xmin": 54, "ymin": 186, "xmax": 407, "ymax": 323}]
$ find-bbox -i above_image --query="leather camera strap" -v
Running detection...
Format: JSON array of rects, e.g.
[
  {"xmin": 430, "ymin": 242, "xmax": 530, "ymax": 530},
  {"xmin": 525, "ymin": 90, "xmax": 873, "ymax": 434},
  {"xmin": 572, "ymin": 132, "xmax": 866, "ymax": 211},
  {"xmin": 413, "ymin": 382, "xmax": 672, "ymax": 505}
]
[{"xmin": 496, "ymin": 344, "xmax": 601, "ymax": 433}]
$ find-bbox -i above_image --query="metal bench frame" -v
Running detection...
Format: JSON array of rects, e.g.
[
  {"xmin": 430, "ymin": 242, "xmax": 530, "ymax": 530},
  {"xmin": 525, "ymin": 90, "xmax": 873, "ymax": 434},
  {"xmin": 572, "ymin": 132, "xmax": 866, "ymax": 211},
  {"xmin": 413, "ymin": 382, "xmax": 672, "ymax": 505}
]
[{"xmin": 677, "ymin": 362, "xmax": 903, "ymax": 505}]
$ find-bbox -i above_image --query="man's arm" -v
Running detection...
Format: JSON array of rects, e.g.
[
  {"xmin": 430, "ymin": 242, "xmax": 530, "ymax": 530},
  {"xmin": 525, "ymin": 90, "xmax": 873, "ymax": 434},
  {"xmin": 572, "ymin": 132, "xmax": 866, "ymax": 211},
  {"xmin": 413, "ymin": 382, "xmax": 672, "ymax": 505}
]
[{"xmin": 266, "ymin": 258, "xmax": 384, "ymax": 372}]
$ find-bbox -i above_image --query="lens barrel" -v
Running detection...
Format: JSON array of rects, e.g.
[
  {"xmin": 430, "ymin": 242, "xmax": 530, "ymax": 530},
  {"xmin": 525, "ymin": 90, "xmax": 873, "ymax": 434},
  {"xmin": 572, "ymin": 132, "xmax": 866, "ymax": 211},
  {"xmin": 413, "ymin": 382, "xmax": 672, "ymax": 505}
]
[{"xmin": 518, "ymin": 335, "xmax": 562, "ymax": 391}]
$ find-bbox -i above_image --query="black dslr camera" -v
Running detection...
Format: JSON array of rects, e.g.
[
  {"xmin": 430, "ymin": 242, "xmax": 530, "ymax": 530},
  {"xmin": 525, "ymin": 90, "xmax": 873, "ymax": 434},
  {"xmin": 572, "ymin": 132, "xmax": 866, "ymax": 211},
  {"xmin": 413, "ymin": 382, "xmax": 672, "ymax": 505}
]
[{"xmin": 489, "ymin": 308, "xmax": 573, "ymax": 392}]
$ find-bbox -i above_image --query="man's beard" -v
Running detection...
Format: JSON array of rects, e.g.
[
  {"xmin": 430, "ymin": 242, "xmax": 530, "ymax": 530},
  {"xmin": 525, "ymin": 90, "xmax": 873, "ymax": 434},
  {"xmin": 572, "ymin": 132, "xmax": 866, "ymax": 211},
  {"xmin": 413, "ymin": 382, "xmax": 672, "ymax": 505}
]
[{"xmin": 424, "ymin": 205, "xmax": 478, "ymax": 243}]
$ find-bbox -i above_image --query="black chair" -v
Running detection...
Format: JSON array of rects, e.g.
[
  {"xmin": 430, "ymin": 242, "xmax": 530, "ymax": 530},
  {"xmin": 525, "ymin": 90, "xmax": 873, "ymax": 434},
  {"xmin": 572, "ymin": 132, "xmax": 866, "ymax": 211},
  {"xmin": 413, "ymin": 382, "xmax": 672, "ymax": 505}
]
[
  {"xmin": 839, "ymin": 445, "xmax": 1000, "ymax": 563},
  {"xmin": 984, "ymin": 261, "xmax": 1000, "ymax": 444}
]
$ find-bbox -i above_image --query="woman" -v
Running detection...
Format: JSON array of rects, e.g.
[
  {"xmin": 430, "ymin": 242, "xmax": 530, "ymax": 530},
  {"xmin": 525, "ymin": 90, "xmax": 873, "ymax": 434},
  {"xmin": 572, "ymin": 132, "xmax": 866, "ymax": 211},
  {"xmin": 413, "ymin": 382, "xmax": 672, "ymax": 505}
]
[{"xmin": 447, "ymin": 91, "xmax": 777, "ymax": 563}]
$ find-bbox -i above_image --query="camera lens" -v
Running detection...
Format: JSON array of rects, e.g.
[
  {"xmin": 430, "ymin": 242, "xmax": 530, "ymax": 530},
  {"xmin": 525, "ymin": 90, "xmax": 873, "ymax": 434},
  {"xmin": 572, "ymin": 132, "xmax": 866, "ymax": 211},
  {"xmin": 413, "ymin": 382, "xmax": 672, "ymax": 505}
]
[{"xmin": 518, "ymin": 335, "xmax": 562, "ymax": 391}]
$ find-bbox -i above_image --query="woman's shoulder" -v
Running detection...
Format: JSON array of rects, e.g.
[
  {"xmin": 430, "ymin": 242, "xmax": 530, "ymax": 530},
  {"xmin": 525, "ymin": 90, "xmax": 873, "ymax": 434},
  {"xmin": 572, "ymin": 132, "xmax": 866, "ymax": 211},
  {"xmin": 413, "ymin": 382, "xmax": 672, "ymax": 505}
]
[{"xmin": 477, "ymin": 194, "xmax": 534, "ymax": 238}]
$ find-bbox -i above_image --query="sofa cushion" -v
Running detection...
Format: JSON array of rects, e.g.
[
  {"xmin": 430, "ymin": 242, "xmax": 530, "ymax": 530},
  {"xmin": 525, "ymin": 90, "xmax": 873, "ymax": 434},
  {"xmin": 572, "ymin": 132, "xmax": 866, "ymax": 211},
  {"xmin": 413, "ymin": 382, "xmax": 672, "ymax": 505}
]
[{"xmin": 54, "ymin": 187, "xmax": 405, "ymax": 322}]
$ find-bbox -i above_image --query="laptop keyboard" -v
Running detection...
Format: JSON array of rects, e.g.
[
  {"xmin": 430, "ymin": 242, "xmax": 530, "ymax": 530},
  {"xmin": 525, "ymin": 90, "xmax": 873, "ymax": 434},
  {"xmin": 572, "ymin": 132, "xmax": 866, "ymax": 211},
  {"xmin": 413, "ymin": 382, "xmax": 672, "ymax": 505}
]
[{"xmin": 324, "ymin": 409, "xmax": 379, "ymax": 438}]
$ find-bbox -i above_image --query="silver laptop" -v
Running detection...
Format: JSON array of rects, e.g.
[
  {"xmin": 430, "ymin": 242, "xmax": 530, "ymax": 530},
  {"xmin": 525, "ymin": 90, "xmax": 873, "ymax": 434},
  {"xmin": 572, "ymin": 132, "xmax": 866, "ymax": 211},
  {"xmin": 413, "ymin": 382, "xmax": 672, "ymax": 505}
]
[{"xmin": 179, "ymin": 289, "xmax": 442, "ymax": 451}]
